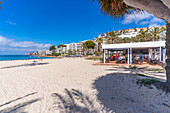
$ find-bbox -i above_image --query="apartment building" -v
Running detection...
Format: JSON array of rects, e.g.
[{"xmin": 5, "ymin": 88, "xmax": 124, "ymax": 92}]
[
  {"xmin": 65, "ymin": 44, "xmax": 70, "ymax": 53},
  {"xmin": 69, "ymin": 43, "xmax": 77, "ymax": 51},
  {"xmin": 38, "ymin": 49, "xmax": 51, "ymax": 56},
  {"xmin": 56, "ymin": 46, "xmax": 67, "ymax": 54},
  {"xmin": 55, "ymin": 40, "xmax": 97, "ymax": 55},
  {"xmin": 76, "ymin": 42, "xmax": 83, "ymax": 55},
  {"xmin": 118, "ymin": 32, "xmax": 138, "ymax": 39}
]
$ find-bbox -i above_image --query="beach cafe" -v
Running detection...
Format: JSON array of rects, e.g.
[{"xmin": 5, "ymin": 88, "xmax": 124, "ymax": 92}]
[{"xmin": 102, "ymin": 41, "xmax": 166, "ymax": 66}]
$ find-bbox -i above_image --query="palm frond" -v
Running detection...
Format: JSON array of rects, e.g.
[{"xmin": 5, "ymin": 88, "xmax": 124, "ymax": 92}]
[
  {"xmin": 0, "ymin": 0, "xmax": 6, "ymax": 9},
  {"xmin": 93, "ymin": 0, "xmax": 141, "ymax": 18}
]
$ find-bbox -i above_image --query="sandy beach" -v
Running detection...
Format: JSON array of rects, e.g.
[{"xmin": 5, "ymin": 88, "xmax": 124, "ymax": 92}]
[{"xmin": 0, "ymin": 58, "xmax": 169, "ymax": 113}]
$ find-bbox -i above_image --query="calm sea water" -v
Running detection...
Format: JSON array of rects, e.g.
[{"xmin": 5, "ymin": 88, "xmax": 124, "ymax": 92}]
[{"xmin": 0, "ymin": 55, "xmax": 51, "ymax": 61}]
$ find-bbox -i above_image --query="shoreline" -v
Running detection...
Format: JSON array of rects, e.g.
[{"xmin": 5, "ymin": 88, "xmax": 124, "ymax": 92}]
[
  {"xmin": 0, "ymin": 58, "xmax": 54, "ymax": 62},
  {"xmin": 0, "ymin": 55, "xmax": 55, "ymax": 62},
  {"xmin": 39, "ymin": 55, "xmax": 58, "ymax": 58}
]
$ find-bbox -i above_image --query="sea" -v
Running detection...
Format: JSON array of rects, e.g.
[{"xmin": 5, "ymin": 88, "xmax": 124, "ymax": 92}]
[{"xmin": 0, "ymin": 55, "xmax": 51, "ymax": 61}]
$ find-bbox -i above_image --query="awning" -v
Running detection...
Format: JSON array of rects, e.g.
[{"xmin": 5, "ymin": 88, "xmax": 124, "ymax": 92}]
[{"xmin": 102, "ymin": 41, "xmax": 166, "ymax": 50}]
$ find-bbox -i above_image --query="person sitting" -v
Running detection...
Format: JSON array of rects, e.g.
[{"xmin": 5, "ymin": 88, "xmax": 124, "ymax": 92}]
[
  {"xmin": 122, "ymin": 55, "xmax": 126, "ymax": 63},
  {"xmin": 139, "ymin": 54, "xmax": 143, "ymax": 64},
  {"xmin": 116, "ymin": 53, "xmax": 119, "ymax": 59}
]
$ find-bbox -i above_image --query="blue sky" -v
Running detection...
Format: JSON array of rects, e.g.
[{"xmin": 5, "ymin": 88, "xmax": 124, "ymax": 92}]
[{"xmin": 0, "ymin": 0, "xmax": 166, "ymax": 55}]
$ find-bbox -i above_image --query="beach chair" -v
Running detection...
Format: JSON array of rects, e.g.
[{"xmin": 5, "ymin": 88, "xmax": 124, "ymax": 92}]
[
  {"xmin": 116, "ymin": 59, "xmax": 121, "ymax": 63},
  {"xmin": 106, "ymin": 58, "xmax": 110, "ymax": 63},
  {"xmin": 122, "ymin": 59, "xmax": 126, "ymax": 63}
]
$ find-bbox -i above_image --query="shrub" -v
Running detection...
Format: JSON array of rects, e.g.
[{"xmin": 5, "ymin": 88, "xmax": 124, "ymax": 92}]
[
  {"xmin": 129, "ymin": 66, "xmax": 138, "ymax": 69},
  {"xmin": 146, "ymin": 69, "xmax": 165, "ymax": 72},
  {"xmin": 137, "ymin": 78, "xmax": 161, "ymax": 87},
  {"xmin": 94, "ymin": 51, "xmax": 100, "ymax": 56},
  {"xmin": 87, "ymin": 53, "xmax": 93, "ymax": 55},
  {"xmin": 134, "ymin": 74, "xmax": 148, "ymax": 77},
  {"xmin": 55, "ymin": 53, "xmax": 61, "ymax": 56},
  {"xmin": 52, "ymin": 53, "xmax": 55, "ymax": 56}
]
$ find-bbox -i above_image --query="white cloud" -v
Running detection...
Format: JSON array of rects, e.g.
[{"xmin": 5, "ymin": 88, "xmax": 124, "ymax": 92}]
[
  {"xmin": 10, "ymin": 41, "xmax": 51, "ymax": 48},
  {"xmin": 139, "ymin": 21, "xmax": 149, "ymax": 25},
  {"xmin": 148, "ymin": 17, "xmax": 164, "ymax": 28},
  {"xmin": 0, "ymin": 35, "xmax": 51, "ymax": 54},
  {"xmin": 5, "ymin": 20, "xmax": 16, "ymax": 25},
  {"xmin": 122, "ymin": 12, "xmax": 152, "ymax": 24},
  {"xmin": 149, "ymin": 23, "xmax": 159, "ymax": 28},
  {"xmin": 122, "ymin": 11, "xmax": 165, "ymax": 27},
  {"xmin": 150, "ymin": 17, "xmax": 163, "ymax": 23},
  {"xmin": 0, "ymin": 36, "xmax": 13, "ymax": 45}
]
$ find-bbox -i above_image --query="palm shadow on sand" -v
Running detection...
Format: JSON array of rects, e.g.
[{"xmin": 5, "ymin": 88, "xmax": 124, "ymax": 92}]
[
  {"xmin": 52, "ymin": 89, "xmax": 111, "ymax": 113},
  {"xmin": 105, "ymin": 66, "xmax": 166, "ymax": 80},
  {"xmin": 0, "ymin": 92, "xmax": 41, "ymax": 113},
  {"xmin": 0, "ymin": 98, "xmax": 41, "ymax": 113},
  {"xmin": 0, "ymin": 92, "xmax": 38, "ymax": 108},
  {"xmin": 0, "ymin": 62, "xmax": 49, "ymax": 69},
  {"xmin": 93, "ymin": 73, "xmax": 170, "ymax": 113}
]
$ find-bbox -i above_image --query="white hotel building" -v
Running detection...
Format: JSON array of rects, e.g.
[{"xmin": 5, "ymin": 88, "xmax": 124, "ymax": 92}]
[{"xmin": 118, "ymin": 32, "xmax": 139, "ymax": 39}]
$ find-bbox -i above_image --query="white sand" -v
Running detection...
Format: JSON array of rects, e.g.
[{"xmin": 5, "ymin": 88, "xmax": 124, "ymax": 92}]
[{"xmin": 0, "ymin": 58, "xmax": 169, "ymax": 113}]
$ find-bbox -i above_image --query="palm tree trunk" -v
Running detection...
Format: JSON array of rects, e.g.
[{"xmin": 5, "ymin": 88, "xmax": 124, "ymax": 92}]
[
  {"xmin": 166, "ymin": 21, "xmax": 170, "ymax": 83},
  {"xmin": 98, "ymin": 43, "xmax": 101, "ymax": 54}
]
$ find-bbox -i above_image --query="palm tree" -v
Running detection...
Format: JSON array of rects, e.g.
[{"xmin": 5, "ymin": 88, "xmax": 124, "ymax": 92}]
[
  {"xmin": 49, "ymin": 45, "xmax": 56, "ymax": 55},
  {"xmin": 135, "ymin": 31, "xmax": 153, "ymax": 42},
  {"xmin": 68, "ymin": 49, "xmax": 73, "ymax": 55},
  {"xmin": 106, "ymin": 31, "xmax": 122, "ymax": 44},
  {"xmin": 150, "ymin": 27, "xmax": 166, "ymax": 41},
  {"xmin": 96, "ymin": 38, "xmax": 103, "ymax": 54},
  {"xmin": 106, "ymin": 36, "xmax": 113, "ymax": 44},
  {"xmin": 94, "ymin": 0, "xmax": 170, "ymax": 84},
  {"xmin": 131, "ymin": 37, "xmax": 139, "ymax": 42},
  {"xmin": 106, "ymin": 39, "xmax": 112, "ymax": 44},
  {"xmin": 73, "ymin": 50, "xmax": 77, "ymax": 55},
  {"xmin": 77, "ymin": 49, "xmax": 80, "ymax": 55},
  {"xmin": 122, "ymin": 37, "xmax": 131, "ymax": 43},
  {"xmin": 0, "ymin": 0, "xmax": 6, "ymax": 9},
  {"xmin": 107, "ymin": 35, "xmax": 123, "ymax": 44},
  {"xmin": 81, "ymin": 48, "xmax": 86, "ymax": 56},
  {"xmin": 109, "ymin": 31, "xmax": 117, "ymax": 37}
]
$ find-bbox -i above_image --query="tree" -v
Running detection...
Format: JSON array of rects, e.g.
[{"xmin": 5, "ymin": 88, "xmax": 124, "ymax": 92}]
[
  {"xmin": 96, "ymin": 38, "xmax": 103, "ymax": 55},
  {"xmin": 94, "ymin": 51, "xmax": 100, "ymax": 56},
  {"xmin": 107, "ymin": 36, "xmax": 120, "ymax": 44},
  {"xmin": 94, "ymin": 0, "xmax": 170, "ymax": 84},
  {"xmin": 106, "ymin": 32, "xmax": 123, "ymax": 44},
  {"xmin": 134, "ymin": 27, "xmax": 137, "ymax": 32},
  {"xmin": 135, "ymin": 31, "xmax": 153, "ymax": 42},
  {"xmin": 49, "ymin": 45, "xmax": 56, "ymax": 55},
  {"xmin": 57, "ymin": 44, "xmax": 66, "ymax": 54},
  {"xmin": 81, "ymin": 48, "xmax": 85, "ymax": 55},
  {"xmin": 122, "ymin": 37, "xmax": 131, "ymax": 43},
  {"xmin": 150, "ymin": 27, "xmax": 166, "ymax": 41},
  {"xmin": 73, "ymin": 50, "xmax": 77, "ymax": 55},
  {"xmin": 84, "ymin": 40, "xmax": 96, "ymax": 54},
  {"xmin": 57, "ymin": 44, "xmax": 66, "ymax": 48},
  {"xmin": 109, "ymin": 31, "xmax": 117, "ymax": 37},
  {"xmin": 68, "ymin": 49, "xmax": 73, "ymax": 55}
]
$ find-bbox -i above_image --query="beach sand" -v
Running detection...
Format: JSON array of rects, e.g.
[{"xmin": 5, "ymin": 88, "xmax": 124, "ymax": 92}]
[{"xmin": 0, "ymin": 58, "xmax": 169, "ymax": 113}]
